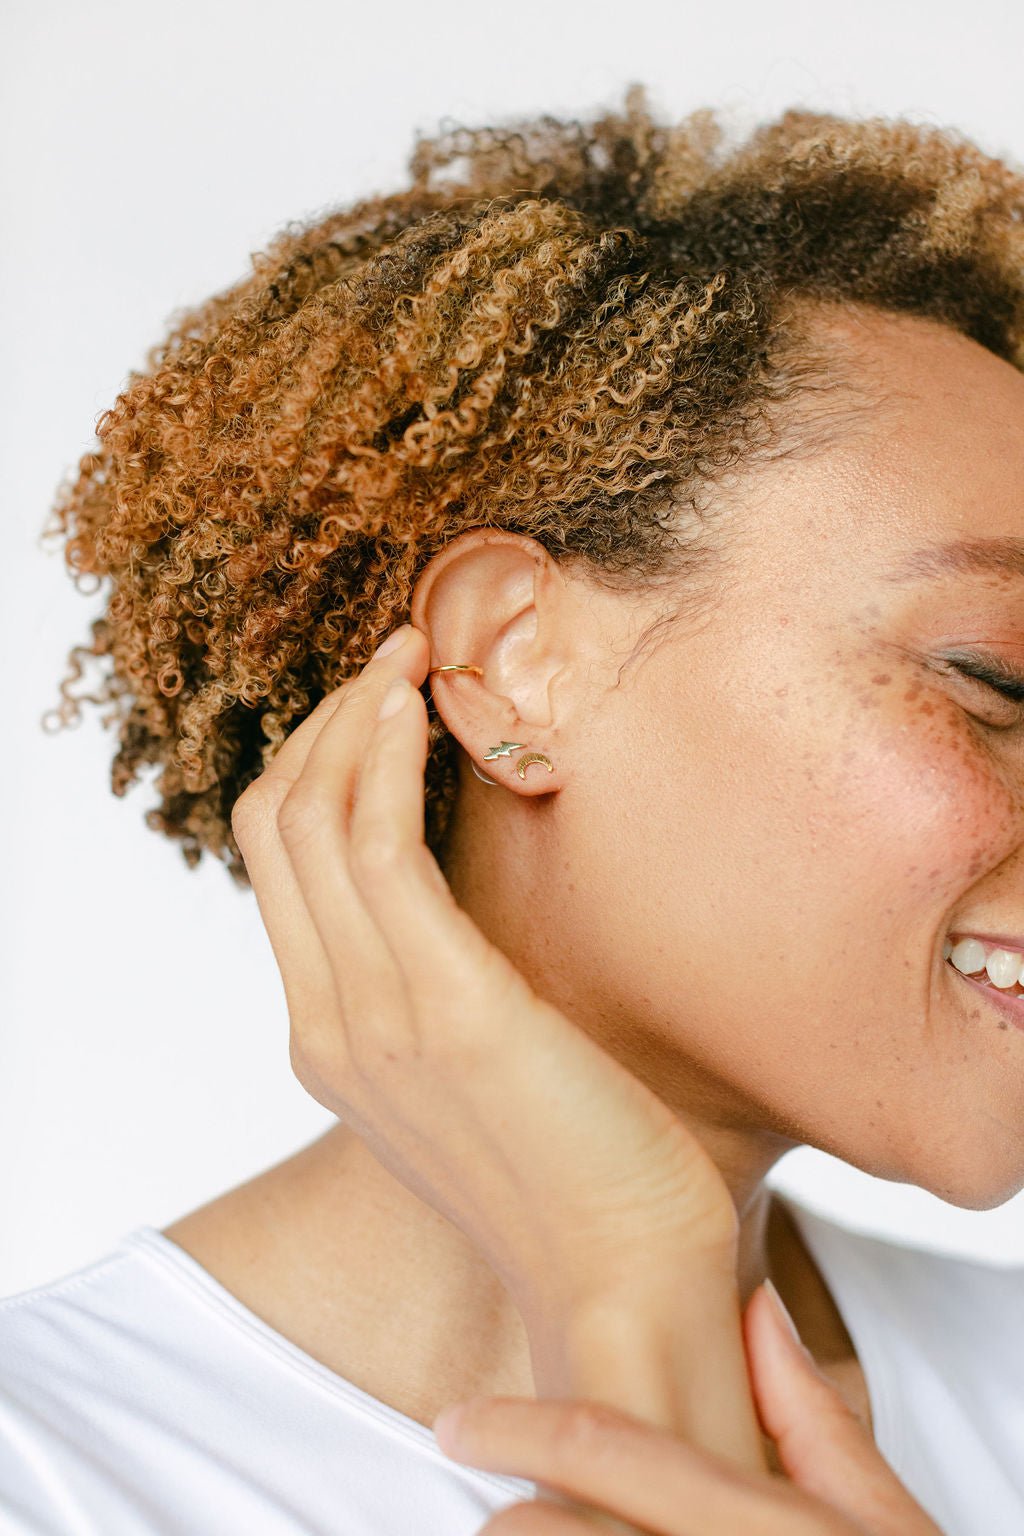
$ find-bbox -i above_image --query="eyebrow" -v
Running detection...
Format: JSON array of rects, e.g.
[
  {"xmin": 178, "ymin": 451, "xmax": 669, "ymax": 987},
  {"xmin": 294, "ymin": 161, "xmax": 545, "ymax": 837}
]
[{"xmin": 882, "ymin": 538, "xmax": 1024, "ymax": 584}]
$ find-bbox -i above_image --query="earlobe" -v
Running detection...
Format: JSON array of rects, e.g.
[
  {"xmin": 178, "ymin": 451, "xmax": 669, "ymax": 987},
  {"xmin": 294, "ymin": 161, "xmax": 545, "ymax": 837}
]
[
  {"xmin": 424, "ymin": 657, "xmax": 554, "ymax": 793},
  {"xmin": 468, "ymin": 746, "xmax": 557, "ymax": 791}
]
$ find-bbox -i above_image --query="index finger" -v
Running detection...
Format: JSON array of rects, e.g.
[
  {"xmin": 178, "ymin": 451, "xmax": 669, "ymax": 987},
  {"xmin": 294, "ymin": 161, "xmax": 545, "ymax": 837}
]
[
  {"xmin": 240, "ymin": 624, "xmax": 425, "ymax": 803},
  {"xmin": 290, "ymin": 624, "xmax": 529, "ymax": 1018},
  {"xmin": 229, "ymin": 624, "xmax": 429, "ymax": 1016},
  {"xmin": 435, "ymin": 1398, "xmax": 818, "ymax": 1536}
]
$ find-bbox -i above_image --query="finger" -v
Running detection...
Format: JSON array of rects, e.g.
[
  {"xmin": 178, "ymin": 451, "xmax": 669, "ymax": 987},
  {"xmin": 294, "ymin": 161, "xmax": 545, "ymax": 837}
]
[
  {"xmin": 348, "ymin": 674, "xmax": 451, "ymax": 905},
  {"xmin": 274, "ymin": 626, "xmax": 436, "ymax": 1037},
  {"xmin": 482, "ymin": 1500, "xmax": 625, "ymax": 1534},
  {"xmin": 349, "ymin": 666, "xmax": 532, "ymax": 994},
  {"xmin": 239, "ymin": 624, "xmax": 422, "ymax": 817},
  {"xmin": 745, "ymin": 1284, "xmax": 942, "ymax": 1535},
  {"xmin": 288, "ymin": 633, "xmax": 537, "ymax": 1057},
  {"xmin": 434, "ymin": 1398, "xmax": 831, "ymax": 1536},
  {"xmin": 231, "ymin": 625, "xmax": 424, "ymax": 999}
]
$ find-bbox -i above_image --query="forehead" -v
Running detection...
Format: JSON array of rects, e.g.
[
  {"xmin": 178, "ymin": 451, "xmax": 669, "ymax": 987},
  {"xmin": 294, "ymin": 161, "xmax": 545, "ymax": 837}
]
[
  {"xmin": 808, "ymin": 301, "xmax": 1024, "ymax": 468},
  {"xmin": 726, "ymin": 303, "xmax": 1024, "ymax": 589}
]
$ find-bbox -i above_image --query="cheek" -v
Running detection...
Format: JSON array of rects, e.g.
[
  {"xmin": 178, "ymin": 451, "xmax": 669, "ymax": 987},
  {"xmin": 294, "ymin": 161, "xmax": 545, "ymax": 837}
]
[
  {"xmin": 562, "ymin": 663, "xmax": 1024, "ymax": 1196},
  {"xmin": 563, "ymin": 656, "xmax": 1022, "ymax": 1019},
  {"xmin": 832, "ymin": 676, "xmax": 1024, "ymax": 911},
  {"xmin": 602, "ymin": 669, "xmax": 1022, "ymax": 1014}
]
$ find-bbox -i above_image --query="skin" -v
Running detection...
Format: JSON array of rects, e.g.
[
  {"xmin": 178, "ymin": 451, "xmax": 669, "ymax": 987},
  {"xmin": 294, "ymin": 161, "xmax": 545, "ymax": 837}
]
[{"xmin": 164, "ymin": 301, "xmax": 1024, "ymax": 1461}]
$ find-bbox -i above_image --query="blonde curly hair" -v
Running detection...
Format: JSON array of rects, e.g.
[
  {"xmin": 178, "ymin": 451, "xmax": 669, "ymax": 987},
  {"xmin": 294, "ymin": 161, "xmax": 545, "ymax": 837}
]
[{"xmin": 41, "ymin": 83, "xmax": 1024, "ymax": 885}]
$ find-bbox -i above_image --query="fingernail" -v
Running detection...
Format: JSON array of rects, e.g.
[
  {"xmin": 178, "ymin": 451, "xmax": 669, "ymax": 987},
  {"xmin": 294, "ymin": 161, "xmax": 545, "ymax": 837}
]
[
  {"xmin": 377, "ymin": 677, "xmax": 412, "ymax": 720},
  {"xmin": 432, "ymin": 1401, "xmax": 468, "ymax": 1451},
  {"xmin": 764, "ymin": 1278, "xmax": 808, "ymax": 1353},
  {"xmin": 374, "ymin": 625, "xmax": 412, "ymax": 659}
]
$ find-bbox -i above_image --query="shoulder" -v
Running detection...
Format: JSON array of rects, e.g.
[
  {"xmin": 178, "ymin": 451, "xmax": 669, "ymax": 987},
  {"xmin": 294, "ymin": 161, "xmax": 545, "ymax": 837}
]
[
  {"xmin": 0, "ymin": 1236, "xmax": 156, "ymax": 1393},
  {"xmin": 0, "ymin": 1240, "xmax": 156, "ymax": 1523},
  {"xmin": 0, "ymin": 1240, "xmax": 139, "ymax": 1322}
]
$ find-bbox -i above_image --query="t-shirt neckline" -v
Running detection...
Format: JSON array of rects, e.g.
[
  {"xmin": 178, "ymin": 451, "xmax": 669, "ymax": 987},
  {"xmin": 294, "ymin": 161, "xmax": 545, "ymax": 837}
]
[
  {"xmin": 120, "ymin": 1225, "xmax": 537, "ymax": 1500},
  {"xmin": 122, "ymin": 1193, "xmax": 904, "ymax": 1504}
]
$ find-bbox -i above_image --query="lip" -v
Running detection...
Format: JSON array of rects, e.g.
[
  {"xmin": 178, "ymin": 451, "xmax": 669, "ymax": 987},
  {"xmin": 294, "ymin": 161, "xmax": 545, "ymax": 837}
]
[{"xmin": 947, "ymin": 962, "xmax": 1024, "ymax": 1033}]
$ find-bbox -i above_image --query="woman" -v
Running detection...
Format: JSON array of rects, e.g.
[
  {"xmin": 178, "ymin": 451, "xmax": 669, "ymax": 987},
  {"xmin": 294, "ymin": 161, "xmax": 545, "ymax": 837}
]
[{"xmin": 3, "ymin": 83, "xmax": 1022, "ymax": 1534}]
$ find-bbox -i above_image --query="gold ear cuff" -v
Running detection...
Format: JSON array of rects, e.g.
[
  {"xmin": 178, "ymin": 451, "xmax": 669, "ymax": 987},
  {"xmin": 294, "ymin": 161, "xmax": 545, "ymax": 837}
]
[{"xmin": 427, "ymin": 664, "xmax": 554, "ymax": 786}]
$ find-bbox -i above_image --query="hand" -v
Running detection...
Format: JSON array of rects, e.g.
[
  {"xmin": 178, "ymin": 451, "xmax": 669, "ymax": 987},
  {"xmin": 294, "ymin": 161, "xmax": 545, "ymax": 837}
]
[
  {"xmin": 229, "ymin": 623, "xmax": 761, "ymax": 1464},
  {"xmin": 430, "ymin": 1280, "xmax": 945, "ymax": 1536}
]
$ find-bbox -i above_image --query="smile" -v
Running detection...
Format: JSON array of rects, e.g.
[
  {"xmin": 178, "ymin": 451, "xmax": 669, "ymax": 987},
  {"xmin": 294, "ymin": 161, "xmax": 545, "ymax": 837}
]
[
  {"xmin": 946, "ymin": 935, "xmax": 1024, "ymax": 996},
  {"xmin": 945, "ymin": 935, "xmax": 1024, "ymax": 1031}
]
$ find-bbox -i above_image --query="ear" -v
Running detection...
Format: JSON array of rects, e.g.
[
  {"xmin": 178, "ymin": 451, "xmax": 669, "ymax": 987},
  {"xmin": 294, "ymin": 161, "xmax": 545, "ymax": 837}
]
[{"xmin": 409, "ymin": 529, "xmax": 587, "ymax": 796}]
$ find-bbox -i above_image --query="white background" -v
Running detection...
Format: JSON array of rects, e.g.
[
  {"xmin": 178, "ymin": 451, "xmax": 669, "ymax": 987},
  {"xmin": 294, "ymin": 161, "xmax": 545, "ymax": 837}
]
[{"xmin": 3, "ymin": 0, "xmax": 1024, "ymax": 1297}]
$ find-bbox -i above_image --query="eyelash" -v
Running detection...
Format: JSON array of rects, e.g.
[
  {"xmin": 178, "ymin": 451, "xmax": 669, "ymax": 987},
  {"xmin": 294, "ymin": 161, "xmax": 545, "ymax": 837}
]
[{"xmin": 950, "ymin": 658, "xmax": 1024, "ymax": 707}]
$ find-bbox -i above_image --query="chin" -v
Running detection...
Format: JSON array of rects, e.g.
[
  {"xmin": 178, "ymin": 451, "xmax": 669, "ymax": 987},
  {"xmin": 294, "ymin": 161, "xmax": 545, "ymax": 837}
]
[
  {"xmin": 834, "ymin": 1132, "xmax": 1024, "ymax": 1214},
  {"xmin": 898, "ymin": 1155, "xmax": 1024, "ymax": 1212},
  {"xmin": 925, "ymin": 1181, "xmax": 1024, "ymax": 1213}
]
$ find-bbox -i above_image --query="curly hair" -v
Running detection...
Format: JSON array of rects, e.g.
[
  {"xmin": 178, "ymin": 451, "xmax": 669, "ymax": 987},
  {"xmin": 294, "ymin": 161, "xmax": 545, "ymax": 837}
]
[{"xmin": 41, "ymin": 83, "xmax": 1024, "ymax": 887}]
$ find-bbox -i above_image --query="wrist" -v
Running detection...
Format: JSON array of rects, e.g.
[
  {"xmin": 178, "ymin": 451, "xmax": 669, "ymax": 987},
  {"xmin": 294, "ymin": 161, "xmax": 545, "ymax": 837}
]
[
  {"xmin": 527, "ymin": 1292, "xmax": 695, "ymax": 1427},
  {"xmin": 520, "ymin": 1268, "xmax": 768, "ymax": 1473}
]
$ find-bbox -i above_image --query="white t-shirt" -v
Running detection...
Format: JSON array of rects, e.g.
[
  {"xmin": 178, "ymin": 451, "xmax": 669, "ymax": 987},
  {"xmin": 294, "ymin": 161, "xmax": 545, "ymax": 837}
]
[{"xmin": 0, "ymin": 1190, "xmax": 1020, "ymax": 1536}]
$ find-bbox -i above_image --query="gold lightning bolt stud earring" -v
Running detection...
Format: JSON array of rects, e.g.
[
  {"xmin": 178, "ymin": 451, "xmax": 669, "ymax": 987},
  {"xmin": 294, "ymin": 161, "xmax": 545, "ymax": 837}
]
[
  {"xmin": 474, "ymin": 740, "xmax": 525, "ymax": 786},
  {"xmin": 483, "ymin": 741, "xmax": 525, "ymax": 759}
]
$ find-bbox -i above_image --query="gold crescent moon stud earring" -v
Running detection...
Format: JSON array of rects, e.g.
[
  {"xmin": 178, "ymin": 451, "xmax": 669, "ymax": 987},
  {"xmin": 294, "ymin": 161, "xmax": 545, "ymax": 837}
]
[{"xmin": 516, "ymin": 752, "xmax": 554, "ymax": 780}]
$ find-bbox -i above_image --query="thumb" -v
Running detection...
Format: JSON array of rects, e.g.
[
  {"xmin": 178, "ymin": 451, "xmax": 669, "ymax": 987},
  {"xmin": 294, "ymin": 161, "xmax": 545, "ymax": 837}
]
[{"xmin": 744, "ymin": 1280, "xmax": 938, "ymax": 1535}]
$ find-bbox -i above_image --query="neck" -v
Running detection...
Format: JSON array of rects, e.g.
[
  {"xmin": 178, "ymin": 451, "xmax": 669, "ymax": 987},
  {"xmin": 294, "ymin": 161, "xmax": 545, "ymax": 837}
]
[{"xmin": 164, "ymin": 1116, "xmax": 802, "ymax": 1435}]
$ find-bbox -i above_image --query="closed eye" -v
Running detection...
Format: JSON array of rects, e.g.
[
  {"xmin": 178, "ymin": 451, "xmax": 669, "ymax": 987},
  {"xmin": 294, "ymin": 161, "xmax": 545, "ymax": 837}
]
[{"xmin": 949, "ymin": 657, "xmax": 1024, "ymax": 704}]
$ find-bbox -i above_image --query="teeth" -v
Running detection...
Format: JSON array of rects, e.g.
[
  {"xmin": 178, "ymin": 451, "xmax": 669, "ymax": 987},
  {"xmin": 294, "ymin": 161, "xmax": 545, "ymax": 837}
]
[
  {"xmin": 950, "ymin": 938, "xmax": 989, "ymax": 976},
  {"xmin": 987, "ymin": 949, "xmax": 1024, "ymax": 989},
  {"xmin": 948, "ymin": 936, "xmax": 1024, "ymax": 990}
]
